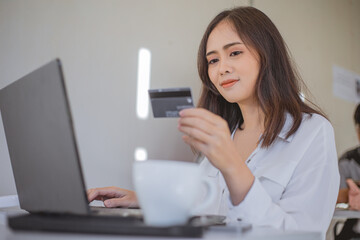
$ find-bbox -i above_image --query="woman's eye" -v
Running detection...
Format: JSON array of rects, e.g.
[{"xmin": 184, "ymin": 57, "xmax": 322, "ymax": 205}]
[
  {"xmin": 230, "ymin": 51, "xmax": 243, "ymax": 56},
  {"xmin": 208, "ymin": 58, "xmax": 219, "ymax": 65}
]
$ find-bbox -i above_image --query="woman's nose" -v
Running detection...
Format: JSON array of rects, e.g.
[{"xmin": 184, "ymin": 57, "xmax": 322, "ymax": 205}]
[{"xmin": 219, "ymin": 59, "xmax": 232, "ymax": 76}]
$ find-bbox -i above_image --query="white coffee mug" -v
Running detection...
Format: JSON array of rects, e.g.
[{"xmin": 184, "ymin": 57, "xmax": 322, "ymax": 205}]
[{"xmin": 133, "ymin": 159, "xmax": 216, "ymax": 227}]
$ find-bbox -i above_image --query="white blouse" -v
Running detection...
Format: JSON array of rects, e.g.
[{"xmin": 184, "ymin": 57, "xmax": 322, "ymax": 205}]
[{"xmin": 198, "ymin": 113, "xmax": 339, "ymax": 237}]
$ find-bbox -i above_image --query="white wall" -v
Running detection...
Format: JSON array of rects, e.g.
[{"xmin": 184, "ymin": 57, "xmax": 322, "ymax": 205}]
[{"xmin": 0, "ymin": 0, "xmax": 359, "ymax": 196}]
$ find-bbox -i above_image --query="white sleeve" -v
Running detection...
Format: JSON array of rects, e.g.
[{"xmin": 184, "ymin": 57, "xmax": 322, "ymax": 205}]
[{"xmin": 227, "ymin": 120, "xmax": 340, "ymax": 235}]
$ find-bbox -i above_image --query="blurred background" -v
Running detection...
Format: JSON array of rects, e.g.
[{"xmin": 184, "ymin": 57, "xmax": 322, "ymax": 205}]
[{"xmin": 0, "ymin": 0, "xmax": 359, "ymax": 195}]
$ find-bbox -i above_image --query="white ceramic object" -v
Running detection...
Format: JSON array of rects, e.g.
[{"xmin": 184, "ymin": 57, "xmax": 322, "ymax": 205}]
[{"xmin": 133, "ymin": 160, "xmax": 216, "ymax": 227}]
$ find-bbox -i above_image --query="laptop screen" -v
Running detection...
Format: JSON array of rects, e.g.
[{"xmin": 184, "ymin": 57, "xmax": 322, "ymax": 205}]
[{"xmin": 0, "ymin": 59, "xmax": 89, "ymax": 215}]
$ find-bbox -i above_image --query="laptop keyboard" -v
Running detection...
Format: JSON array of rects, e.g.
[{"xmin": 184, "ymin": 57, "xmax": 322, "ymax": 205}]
[{"xmin": 90, "ymin": 206, "xmax": 143, "ymax": 219}]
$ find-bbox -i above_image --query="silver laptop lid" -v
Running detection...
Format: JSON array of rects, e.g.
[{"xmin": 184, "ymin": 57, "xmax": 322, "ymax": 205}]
[{"xmin": 0, "ymin": 59, "xmax": 89, "ymax": 215}]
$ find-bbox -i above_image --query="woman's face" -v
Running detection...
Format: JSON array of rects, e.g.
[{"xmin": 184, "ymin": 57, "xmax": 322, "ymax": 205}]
[{"xmin": 206, "ymin": 20, "xmax": 260, "ymax": 105}]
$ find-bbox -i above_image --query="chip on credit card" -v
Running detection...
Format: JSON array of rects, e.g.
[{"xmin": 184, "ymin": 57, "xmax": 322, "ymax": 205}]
[{"xmin": 148, "ymin": 87, "xmax": 194, "ymax": 118}]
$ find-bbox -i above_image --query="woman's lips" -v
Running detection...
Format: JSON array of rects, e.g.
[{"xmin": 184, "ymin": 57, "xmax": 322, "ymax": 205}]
[{"xmin": 221, "ymin": 79, "xmax": 239, "ymax": 88}]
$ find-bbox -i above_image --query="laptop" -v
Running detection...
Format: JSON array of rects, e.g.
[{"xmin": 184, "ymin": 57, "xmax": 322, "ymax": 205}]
[{"xmin": 0, "ymin": 59, "xmax": 208, "ymax": 236}]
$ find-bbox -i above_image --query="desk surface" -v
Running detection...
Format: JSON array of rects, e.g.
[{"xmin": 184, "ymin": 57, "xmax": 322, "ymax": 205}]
[
  {"xmin": 0, "ymin": 207, "xmax": 321, "ymax": 240},
  {"xmin": 333, "ymin": 209, "xmax": 360, "ymax": 220},
  {"xmin": 0, "ymin": 225, "xmax": 321, "ymax": 240}
]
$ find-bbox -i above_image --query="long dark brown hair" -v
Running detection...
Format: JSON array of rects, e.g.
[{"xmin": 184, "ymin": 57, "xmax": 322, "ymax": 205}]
[{"xmin": 197, "ymin": 6, "xmax": 325, "ymax": 147}]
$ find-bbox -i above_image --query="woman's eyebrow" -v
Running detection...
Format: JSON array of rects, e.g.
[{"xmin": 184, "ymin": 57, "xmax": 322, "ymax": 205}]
[{"xmin": 206, "ymin": 42, "xmax": 243, "ymax": 57}]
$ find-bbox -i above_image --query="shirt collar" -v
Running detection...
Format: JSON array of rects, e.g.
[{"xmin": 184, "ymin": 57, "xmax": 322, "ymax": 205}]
[
  {"xmin": 277, "ymin": 112, "xmax": 295, "ymax": 143},
  {"xmin": 232, "ymin": 112, "xmax": 297, "ymax": 143}
]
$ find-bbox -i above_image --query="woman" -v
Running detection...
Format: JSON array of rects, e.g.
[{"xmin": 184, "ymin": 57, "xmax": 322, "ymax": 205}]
[{"xmin": 88, "ymin": 6, "xmax": 339, "ymax": 236}]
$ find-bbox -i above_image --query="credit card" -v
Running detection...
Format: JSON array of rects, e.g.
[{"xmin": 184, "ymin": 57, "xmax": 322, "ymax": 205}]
[{"xmin": 148, "ymin": 87, "xmax": 194, "ymax": 118}]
